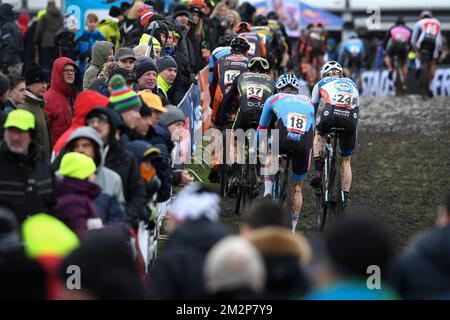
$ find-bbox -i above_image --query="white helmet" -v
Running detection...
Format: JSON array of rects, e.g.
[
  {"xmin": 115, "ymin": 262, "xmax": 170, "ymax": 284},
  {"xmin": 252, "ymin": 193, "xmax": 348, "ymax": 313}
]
[{"xmin": 320, "ymin": 61, "xmax": 343, "ymax": 79}]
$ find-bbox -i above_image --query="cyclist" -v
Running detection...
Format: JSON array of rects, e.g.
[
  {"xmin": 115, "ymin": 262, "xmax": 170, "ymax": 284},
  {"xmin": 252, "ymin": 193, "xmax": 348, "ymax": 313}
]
[
  {"xmin": 384, "ymin": 16, "xmax": 412, "ymax": 90},
  {"xmin": 209, "ymin": 34, "xmax": 233, "ymax": 83},
  {"xmin": 267, "ymin": 11, "xmax": 290, "ymax": 75},
  {"xmin": 235, "ymin": 22, "xmax": 266, "ymax": 59},
  {"xmin": 252, "ymin": 15, "xmax": 282, "ymax": 69},
  {"xmin": 257, "ymin": 73, "xmax": 314, "ymax": 232},
  {"xmin": 215, "ymin": 57, "xmax": 274, "ymax": 195},
  {"xmin": 411, "ymin": 11, "xmax": 442, "ymax": 83},
  {"xmin": 210, "ymin": 36, "xmax": 250, "ymax": 125},
  {"xmin": 299, "ymin": 23, "xmax": 327, "ymax": 87},
  {"xmin": 338, "ymin": 31, "xmax": 365, "ymax": 85},
  {"xmin": 209, "ymin": 36, "xmax": 250, "ymax": 183},
  {"xmin": 310, "ymin": 61, "xmax": 360, "ymax": 210}
]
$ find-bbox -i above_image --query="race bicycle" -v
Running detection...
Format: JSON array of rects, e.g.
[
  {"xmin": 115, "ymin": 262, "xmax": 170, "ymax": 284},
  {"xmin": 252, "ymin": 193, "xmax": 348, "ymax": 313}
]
[
  {"xmin": 314, "ymin": 127, "xmax": 345, "ymax": 231},
  {"xmin": 272, "ymin": 154, "xmax": 294, "ymax": 230}
]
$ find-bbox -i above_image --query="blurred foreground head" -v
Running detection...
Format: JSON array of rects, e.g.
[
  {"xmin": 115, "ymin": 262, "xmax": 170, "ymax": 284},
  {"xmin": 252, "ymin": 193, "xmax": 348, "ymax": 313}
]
[
  {"xmin": 325, "ymin": 213, "xmax": 394, "ymax": 278},
  {"xmin": 204, "ymin": 236, "xmax": 266, "ymax": 299}
]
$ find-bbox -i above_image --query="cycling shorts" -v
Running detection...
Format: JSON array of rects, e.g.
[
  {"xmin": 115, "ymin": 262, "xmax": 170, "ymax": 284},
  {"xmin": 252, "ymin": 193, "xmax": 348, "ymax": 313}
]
[
  {"xmin": 316, "ymin": 104, "xmax": 358, "ymax": 157},
  {"xmin": 420, "ymin": 36, "xmax": 438, "ymax": 59},
  {"xmin": 386, "ymin": 39, "xmax": 408, "ymax": 63},
  {"xmin": 344, "ymin": 52, "xmax": 363, "ymax": 69},
  {"xmin": 277, "ymin": 121, "xmax": 314, "ymax": 182},
  {"xmin": 233, "ymin": 108, "xmax": 262, "ymax": 131}
]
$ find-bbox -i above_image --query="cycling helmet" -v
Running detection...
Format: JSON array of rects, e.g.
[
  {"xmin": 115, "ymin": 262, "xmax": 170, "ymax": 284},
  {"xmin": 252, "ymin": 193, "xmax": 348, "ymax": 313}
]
[
  {"xmin": 218, "ymin": 34, "xmax": 233, "ymax": 47},
  {"xmin": 347, "ymin": 31, "xmax": 358, "ymax": 39},
  {"xmin": 275, "ymin": 73, "xmax": 300, "ymax": 91},
  {"xmin": 419, "ymin": 10, "xmax": 432, "ymax": 19},
  {"xmin": 248, "ymin": 57, "xmax": 270, "ymax": 72},
  {"xmin": 253, "ymin": 15, "xmax": 268, "ymax": 26},
  {"xmin": 230, "ymin": 36, "xmax": 250, "ymax": 53},
  {"xmin": 395, "ymin": 16, "xmax": 405, "ymax": 26},
  {"xmin": 235, "ymin": 21, "xmax": 252, "ymax": 33},
  {"xmin": 320, "ymin": 61, "xmax": 343, "ymax": 79},
  {"xmin": 267, "ymin": 11, "xmax": 279, "ymax": 20}
]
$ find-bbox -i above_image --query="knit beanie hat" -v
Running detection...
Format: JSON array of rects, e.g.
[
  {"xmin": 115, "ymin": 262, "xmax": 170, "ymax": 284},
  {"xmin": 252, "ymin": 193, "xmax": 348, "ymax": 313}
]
[
  {"xmin": 161, "ymin": 105, "xmax": 185, "ymax": 127},
  {"xmin": 109, "ymin": 74, "xmax": 142, "ymax": 113},
  {"xmin": 156, "ymin": 56, "xmax": 178, "ymax": 73},
  {"xmin": 24, "ymin": 63, "xmax": 49, "ymax": 86},
  {"xmin": 135, "ymin": 57, "xmax": 157, "ymax": 79},
  {"xmin": 59, "ymin": 152, "xmax": 97, "ymax": 180}
]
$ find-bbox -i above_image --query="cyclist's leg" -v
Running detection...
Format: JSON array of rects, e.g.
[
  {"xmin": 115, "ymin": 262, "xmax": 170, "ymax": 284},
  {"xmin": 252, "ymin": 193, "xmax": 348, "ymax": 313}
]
[
  {"xmin": 291, "ymin": 142, "xmax": 311, "ymax": 231},
  {"xmin": 339, "ymin": 123, "xmax": 357, "ymax": 205},
  {"xmin": 340, "ymin": 156, "xmax": 352, "ymax": 193}
]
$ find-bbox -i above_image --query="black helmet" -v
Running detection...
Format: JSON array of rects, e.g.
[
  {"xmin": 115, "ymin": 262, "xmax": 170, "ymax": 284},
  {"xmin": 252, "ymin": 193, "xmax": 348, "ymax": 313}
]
[
  {"xmin": 267, "ymin": 11, "xmax": 279, "ymax": 20},
  {"xmin": 231, "ymin": 36, "xmax": 250, "ymax": 53},
  {"xmin": 253, "ymin": 14, "xmax": 268, "ymax": 26},
  {"xmin": 218, "ymin": 34, "xmax": 233, "ymax": 47},
  {"xmin": 248, "ymin": 57, "xmax": 270, "ymax": 73},
  {"xmin": 396, "ymin": 16, "xmax": 405, "ymax": 25}
]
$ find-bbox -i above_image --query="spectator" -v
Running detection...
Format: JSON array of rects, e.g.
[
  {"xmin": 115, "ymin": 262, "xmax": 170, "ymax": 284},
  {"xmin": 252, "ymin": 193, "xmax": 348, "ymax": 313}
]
[
  {"xmin": 115, "ymin": 47, "xmax": 136, "ymax": 73},
  {"xmin": 148, "ymin": 183, "xmax": 229, "ymax": 299},
  {"xmin": 225, "ymin": 10, "xmax": 241, "ymax": 35},
  {"xmin": 23, "ymin": 9, "xmax": 46, "ymax": 72},
  {"xmin": 0, "ymin": 110, "xmax": 56, "ymax": 224},
  {"xmin": 21, "ymin": 213, "xmax": 80, "ymax": 299},
  {"xmin": 60, "ymin": 228, "xmax": 147, "ymax": 299},
  {"xmin": 207, "ymin": 2, "xmax": 228, "ymax": 49},
  {"xmin": 6, "ymin": 75, "xmax": 26, "ymax": 114},
  {"xmin": 0, "ymin": 74, "xmax": 10, "ymax": 136},
  {"xmin": 240, "ymin": 198, "xmax": 288, "ymax": 235},
  {"xmin": 188, "ymin": 4, "xmax": 209, "ymax": 69},
  {"xmin": 85, "ymin": 107, "xmax": 146, "ymax": 231},
  {"xmin": 76, "ymin": 13, "xmax": 107, "ymax": 75},
  {"xmin": 62, "ymin": 127, "xmax": 126, "ymax": 225},
  {"xmin": 244, "ymin": 227, "xmax": 312, "ymax": 299},
  {"xmin": 97, "ymin": 66, "xmax": 136, "ymax": 97},
  {"xmin": 108, "ymin": 74, "xmax": 142, "ymax": 141},
  {"xmin": 99, "ymin": 7, "xmax": 123, "ymax": 50},
  {"xmin": 44, "ymin": 57, "xmax": 82, "ymax": 144},
  {"xmin": 34, "ymin": 0, "xmax": 63, "ymax": 74},
  {"xmin": 55, "ymin": 152, "xmax": 103, "ymax": 235},
  {"xmin": 303, "ymin": 214, "xmax": 398, "ymax": 300},
  {"xmin": 18, "ymin": 13, "xmax": 30, "ymax": 36},
  {"xmin": 156, "ymin": 56, "xmax": 178, "ymax": 103},
  {"xmin": 390, "ymin": 193, "xmax": 450, "ymax": 299},
  {"xmin": 120, "ymin": 1, "xmax": 141, "ymax": 47},
  {"xmin": 55, "ymin": 15, "xmax": 80, "ymax": 61},
  {"xmin": 0, "ymin": 208, "xmax": 48, "ymax": 299},
  {"xmin": 204, "ymin": 236, "xmax": 266, "ymax": 299},
  {"xmin": 237, "ymin": 2, "xmax": 256, "ymax": 23},
  {"xmin": 17, "ymin": 64, "xmax": 52, "ymax": 159},
  {"xmin": 136, "ymin": 56, "xmax": 158, "ymax": 91},
  {"xmin": 52, "ymin": 90, "xmax": 109, "ymax": 158},
  {"xmin": 83, "ymin": 41, "xmax": 115, "ymax": 90},
  {"xmin": 0, "ymin": 3, "xmax": 24, "ymax": 76}
]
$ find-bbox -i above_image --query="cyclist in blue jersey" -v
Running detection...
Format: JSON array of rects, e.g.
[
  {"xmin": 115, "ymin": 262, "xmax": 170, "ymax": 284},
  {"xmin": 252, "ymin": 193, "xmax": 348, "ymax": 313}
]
[
  {"xmin": 310, "ymin": 61, "xmax": 360, "ymax": 209},
  {"xmin": 208, "ymin": 35, "xmax": 233, "ymax": 83},
  {"xmin": 338, "ymin": 31, "xmax": 365, "ymax": 84},
  {"xmin": 257, "ymin": 73, "xmax": 315, "ymax": 232}
]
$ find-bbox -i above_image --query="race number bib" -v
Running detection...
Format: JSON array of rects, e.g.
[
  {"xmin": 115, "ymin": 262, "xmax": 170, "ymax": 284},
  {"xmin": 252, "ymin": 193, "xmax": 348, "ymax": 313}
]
[
  {"xmin": 247, "ymin": 84, "xmax": 264, "ymax": 100},
  {"xmin": 333, "ymin": 92, "xmax": 355, "ymax": 108},
  {"xmin": 287, "ymin": 112, "xmax": 307, "ymax": 134},
  {"xmin": 394, "ymin": 33, "xmax": 407, "ymax": 42},
  {"xmin": 248, "ymin": 42, "xmax": 256, "ymax": 56},
  {"xmin": 424, "ymin": 23, "xmax": 438, "ymax": 37},
  {"xmin": 224, "ymin": 70, "xmax": 240, "ymax": 86}
]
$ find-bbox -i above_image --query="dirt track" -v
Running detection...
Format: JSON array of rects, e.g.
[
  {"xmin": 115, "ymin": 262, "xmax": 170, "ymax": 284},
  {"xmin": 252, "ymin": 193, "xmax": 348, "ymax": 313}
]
[{"xmin": 216, "ymin": 95, "xmax": 450, "ymax": 249}]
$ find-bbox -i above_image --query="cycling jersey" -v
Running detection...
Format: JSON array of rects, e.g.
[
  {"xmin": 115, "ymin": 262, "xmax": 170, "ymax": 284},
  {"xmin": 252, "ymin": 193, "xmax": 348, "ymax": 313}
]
[
  {"xmin": 384, "ymin": 25, "xmax": 412, "ymax": 62},
  {"xmin": 252, "ymin": 26, "xmax": 280, "ymax": 64},
  {"xmin": 411, "ymin": 18, "xmax": 442, "ymax": 59},
  {"xmin": 311, "ymin": 77, "xmax": 360, "ymax": 157},
  {"xmin": 217, "ymin": 72, "xmax": 274, "ymax": 128},
  {"xmin": 258, "ymin": 93, "xmax": 315, "ymax": 181},
  {"xmin": 339, "ymin": 38, "xmax": 365, "ymax": 69},
  {"xmin": 210, "ymin": 53, "xmax": 250, "ymax": 123},
  {"xmin": 209, "ymin": 46, "xmax": 231, "ymax": 82},
  {"xmin": 238, "ymin": 32, "xmax": 266, "ymax": 58},
  {"xmin": 301, "ymin": 26, "xmax": 327, "ymax": 62}
]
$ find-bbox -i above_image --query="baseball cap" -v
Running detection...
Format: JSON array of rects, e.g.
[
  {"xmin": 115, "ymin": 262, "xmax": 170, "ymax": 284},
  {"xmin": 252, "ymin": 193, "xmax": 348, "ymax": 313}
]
[{"xmin": 4, "ymin": 109, "xmax": 35, "ymax": 131}]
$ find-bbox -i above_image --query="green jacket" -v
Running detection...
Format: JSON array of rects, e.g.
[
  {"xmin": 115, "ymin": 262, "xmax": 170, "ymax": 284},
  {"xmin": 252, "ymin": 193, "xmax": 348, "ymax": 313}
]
[
  {"xmin": 157, "ymin": 75, "xmax": 172, "ymax": 101},
  {"xmin": 17, "ymin": 91, "xmax": 53, "ymax": 160},
  {"xmin": 34, "ymin": 4, "xmax": 63, "ymax": 49}
]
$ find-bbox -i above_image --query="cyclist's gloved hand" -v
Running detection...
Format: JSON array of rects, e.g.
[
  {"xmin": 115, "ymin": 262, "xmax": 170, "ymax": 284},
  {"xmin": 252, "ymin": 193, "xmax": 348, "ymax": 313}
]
[{"xmin": 310, "ymin": 172, "xmax": 322, "ymax": 189}]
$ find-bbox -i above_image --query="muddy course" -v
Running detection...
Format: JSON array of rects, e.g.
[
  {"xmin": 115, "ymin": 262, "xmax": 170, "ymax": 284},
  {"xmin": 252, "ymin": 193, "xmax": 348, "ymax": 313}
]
[{"xmin": 196, "ymin": 95, "xmax": 449, "ymax": 249}]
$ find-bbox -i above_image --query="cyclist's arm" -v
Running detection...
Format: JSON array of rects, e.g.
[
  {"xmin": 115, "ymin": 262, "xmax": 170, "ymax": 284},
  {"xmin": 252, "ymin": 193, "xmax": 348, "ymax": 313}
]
[
  {"xmin": 210, "ymin": 63, "xmax": 219, "ymax": 101},
  {"xmin": 410, "ymin": 22, "xmax": 421, "ymax": 49},
  {"xmin": 216, "ymin": 78, "xmax": 239, "ymax": 126},
  {"xmin": 436, "ymin": 29, "xmax": 443, "ymax": 53},
  {"xmin": 311, "ymin": 83, "xmax": 321, "ymax": 117},
  {"xmin": 208, "ymin": 53, "xmax": 216, "ymax": 83}
]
